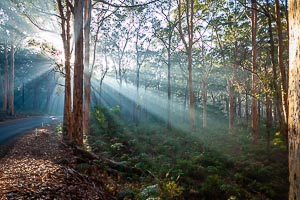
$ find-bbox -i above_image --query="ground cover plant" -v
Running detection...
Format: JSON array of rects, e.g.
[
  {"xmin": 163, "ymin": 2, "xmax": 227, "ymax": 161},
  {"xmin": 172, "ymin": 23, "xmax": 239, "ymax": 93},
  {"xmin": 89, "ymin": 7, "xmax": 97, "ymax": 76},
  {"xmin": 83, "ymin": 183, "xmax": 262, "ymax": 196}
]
[{"xmin": 87, "ymin": 106, "xmax": 288, "ymax": 199}]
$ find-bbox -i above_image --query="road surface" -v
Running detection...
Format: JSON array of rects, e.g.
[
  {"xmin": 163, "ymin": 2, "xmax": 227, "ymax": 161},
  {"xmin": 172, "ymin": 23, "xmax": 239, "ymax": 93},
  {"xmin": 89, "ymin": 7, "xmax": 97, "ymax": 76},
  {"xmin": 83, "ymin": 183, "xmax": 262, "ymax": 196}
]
[{"xmin": 0, "ymin": 116, "xmax": 62, "ymax": 144}]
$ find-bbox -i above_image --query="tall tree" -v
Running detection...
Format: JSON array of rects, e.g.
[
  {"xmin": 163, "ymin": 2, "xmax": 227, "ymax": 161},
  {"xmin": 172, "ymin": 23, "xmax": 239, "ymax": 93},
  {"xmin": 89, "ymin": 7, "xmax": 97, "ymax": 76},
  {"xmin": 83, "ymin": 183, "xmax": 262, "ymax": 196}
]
[
  {"xmin": 73, "ymin": 0, "xmax": 84, "ymax": 146},
  {"xmin": 288, "ymin": 0, "xmax": 300, "ymax": 198},
  {"xmin": 154, "ymin": 0, "xmax": 177, "ymax": 129},
  {"xmin": 57, "ymin": 0, "xmax": 73, "ymax": 143},
  {"xmin": 275, "ymin": 0, "xmax": 288, "ymax": 138},
  {"xmin": 133, "ymin": 8, "xmax": 152, "ymax": 124},
  {"xmin": 177, "ymin": 0, "xmax": 195, "ymax": 131},
  {"xmin": 83, "ymin": 0, "xmax": 92, "ymax": 135},
  {"xmin": 251, "ymin": 0, "xmax": 259, "ymax": 144}
]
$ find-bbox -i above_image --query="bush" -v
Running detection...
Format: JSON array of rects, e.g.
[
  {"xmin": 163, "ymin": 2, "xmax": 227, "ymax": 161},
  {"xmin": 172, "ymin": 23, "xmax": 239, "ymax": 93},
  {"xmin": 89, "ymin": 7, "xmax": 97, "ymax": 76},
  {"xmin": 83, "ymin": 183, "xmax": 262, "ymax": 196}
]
[{"xmin": 92, "ymin": 105, "xmax": 121, "ymax": 134}]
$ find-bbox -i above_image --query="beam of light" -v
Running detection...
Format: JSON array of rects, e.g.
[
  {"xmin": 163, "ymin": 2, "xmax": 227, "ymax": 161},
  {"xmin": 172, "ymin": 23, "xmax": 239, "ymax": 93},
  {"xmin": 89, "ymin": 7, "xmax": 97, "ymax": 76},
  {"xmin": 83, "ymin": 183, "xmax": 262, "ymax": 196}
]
[
  {"xmin": 90, "ymin": 75, "xmax": 228, "ymax": 133},
  {"xmin": 14, "ymin": 63, "xmax": 64, "ymax": 116}
]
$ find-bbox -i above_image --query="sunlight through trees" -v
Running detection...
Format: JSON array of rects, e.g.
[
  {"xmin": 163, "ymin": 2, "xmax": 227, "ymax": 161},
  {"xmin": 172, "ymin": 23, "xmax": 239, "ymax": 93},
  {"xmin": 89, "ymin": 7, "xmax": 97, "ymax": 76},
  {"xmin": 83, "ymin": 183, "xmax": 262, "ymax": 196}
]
[{"xmin": 0, "ymin": 0, "xmax": 298, "ymax": 198}]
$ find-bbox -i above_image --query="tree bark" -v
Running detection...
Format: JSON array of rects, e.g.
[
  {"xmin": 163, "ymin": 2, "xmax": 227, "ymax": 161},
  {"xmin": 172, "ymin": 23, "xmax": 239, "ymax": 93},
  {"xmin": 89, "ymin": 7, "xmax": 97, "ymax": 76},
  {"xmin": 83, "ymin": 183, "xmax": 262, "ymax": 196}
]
[
  {"xmin": 264, "ymin": 0, "xmax": 286, "ymax": 139},
  {"xmin": 288, "ymin": 0, "xmax": 300, "ymax": 198},
  {"xmin": 178, "ymin": 0, "xmax": 195, "ymax": 131},
  {"xmin": 202, "ymin": 77, "xmax": 207, "ymax": 128},
  {"xmin": 229, "ymin": 39, "xmax": 237, "ymax": 132},
  {"xmin": 83, "ymin": 0, "xmax": 92, "ymax": 135},
  {"xmin": 57, "ymin": 0, "xmax": 73, "ymax": 143},
  {"xmin": 187, "ymin": 49, "xmax": 195, "ymax": 131},
  {"xmin": 229, "ymin": 79, "xmax": 234, "ymax": 131},
  {"xmin": 275, "ymin": 0, "xmax": 288, "ymax": 123},
  {"xmin": 245, "ymin": 93, "xmax": 249, "ymax": 125},
  {"xmin": 73, "ymin": 0, "xmax": 84, "ymax": 146},
  {"xmin": 251, "ymin": 0, "xmax": 259, "ymax": 144},
  {"xmin": 275, "ymin": 0, "xmax": 288, "ymax": 139},
  {"xmin": 167, "ymin": 43, "xmax": 171, "ymax": 130},
  {"xmin": 266, "ymin": 94, "xmax": 271, "ymax": 148},
  {"xmin": 237, "ymin": 93, "xmax": 242, "ymax": 119}
]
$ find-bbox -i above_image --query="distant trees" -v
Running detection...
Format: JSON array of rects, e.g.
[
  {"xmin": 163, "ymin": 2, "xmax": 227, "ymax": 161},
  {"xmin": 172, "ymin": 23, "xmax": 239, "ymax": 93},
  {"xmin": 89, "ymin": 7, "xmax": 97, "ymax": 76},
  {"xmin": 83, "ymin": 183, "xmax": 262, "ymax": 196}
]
[
  {"xmin": 0, "ymin": 0, "xmax": 33, "ymax": 115},
  {"xmin": 0, "ymin": 0, "xmax": 294, "ymax": 151}
]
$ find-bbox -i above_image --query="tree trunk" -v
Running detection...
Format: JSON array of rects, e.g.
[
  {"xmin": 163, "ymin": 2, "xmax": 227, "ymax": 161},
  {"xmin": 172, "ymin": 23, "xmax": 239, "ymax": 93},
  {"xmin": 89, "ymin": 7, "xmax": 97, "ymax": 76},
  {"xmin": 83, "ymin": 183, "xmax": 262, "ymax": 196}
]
[
  {"xmin": 135, "ymin": 65, "xmax": 140, "ymax": 125},
  {"xmin": 237, "ymin": 93, "xmax": 242, "ymax": 119},
  {"xmin": 275, "ymin": 0, "xmax": 288, "ymax": 123},
  {"xmin": 266, "ymin": 94, "xmax": 271, "ymax": 148},
  {"xmin": 275, "ymin": 0, "xmax": 288, "ymax": 140},
  {"xmin": 178, "ymin": 0, "xmax": 195, "ymax": 132},
  {"xmin": 229, "ymin": 79, "xmax": 234, "ymax": 131},
  {"xmin": 288, "ymin": 0, "xmax": 300, "ymax": 198},
  {"xmin": 3, "ymin": 42, "xmax": 8, "ymax": 112},
  {"xmin": 57, "ymin": 0, "xmax": 73, "ymax": 143},
  {"xmin": 229, "ymin": 39, "xmax": 237, "ymax": 132},
  {"xmin": 83, "ymin": 0, "xmax": 92, "ymax": 135},
  {"xmin": 8, "ymin": 42, "xmax": 14, "ymax": 116},
  {"xmin": 73, "ymin": 0, "xmax": 84, "ymax": 146},
  {"xmin": 188, "ymin": 49, "xmax": 195, "ymax": 131},
  {"xmin": 245, "ymin": 93, "xmax": 249, "ymax": 125},
  {"xmin": 202, "ymin": 77, "xmax": 207, "ymax": 128},
  {"xmin": 251, "ymin": 0, "xmax": 259, "ymax": 144},
  {"xmin": 167, "ymin": 44, "xmax": 171, "ymax": 130},
  {"xmin": 266, "ymin": 0, "xmax": 286, "ymax": 138}
]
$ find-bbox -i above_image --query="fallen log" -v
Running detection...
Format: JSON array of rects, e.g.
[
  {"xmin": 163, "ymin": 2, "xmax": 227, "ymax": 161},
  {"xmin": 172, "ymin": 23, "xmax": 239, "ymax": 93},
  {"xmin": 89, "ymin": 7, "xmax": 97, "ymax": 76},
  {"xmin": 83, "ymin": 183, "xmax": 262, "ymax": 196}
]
[{"xmin": 72, "ymin": 146, "xmax": 144, "ymax": 176}]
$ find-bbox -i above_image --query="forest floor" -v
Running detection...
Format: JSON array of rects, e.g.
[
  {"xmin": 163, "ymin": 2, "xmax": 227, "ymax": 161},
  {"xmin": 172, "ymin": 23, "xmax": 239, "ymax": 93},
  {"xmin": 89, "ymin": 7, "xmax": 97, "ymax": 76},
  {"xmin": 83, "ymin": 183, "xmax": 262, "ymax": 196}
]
[
  {"xmin": 0, "ymin": 123, "xmax": 117, "ymax": 200},
  {"xmin": 0, "ymin": 109, "xmax": 290, "ymax": 199}
]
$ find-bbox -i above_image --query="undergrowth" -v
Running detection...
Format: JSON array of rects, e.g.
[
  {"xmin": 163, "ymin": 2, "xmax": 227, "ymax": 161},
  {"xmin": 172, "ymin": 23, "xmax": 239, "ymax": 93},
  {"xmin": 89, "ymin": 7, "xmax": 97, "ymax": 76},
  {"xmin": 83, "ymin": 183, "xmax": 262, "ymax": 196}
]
[{"xmin": 88, "ymin": 105, "xmax": 288, "ymax": 199}]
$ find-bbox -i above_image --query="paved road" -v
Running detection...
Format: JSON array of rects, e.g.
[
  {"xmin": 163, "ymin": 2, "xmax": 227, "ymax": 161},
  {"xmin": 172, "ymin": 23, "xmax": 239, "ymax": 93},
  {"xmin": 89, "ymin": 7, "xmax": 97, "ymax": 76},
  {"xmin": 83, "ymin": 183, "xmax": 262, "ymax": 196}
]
[{"xmin": 0, "ymin": 116, "xmax": 62, "ymax": 144}]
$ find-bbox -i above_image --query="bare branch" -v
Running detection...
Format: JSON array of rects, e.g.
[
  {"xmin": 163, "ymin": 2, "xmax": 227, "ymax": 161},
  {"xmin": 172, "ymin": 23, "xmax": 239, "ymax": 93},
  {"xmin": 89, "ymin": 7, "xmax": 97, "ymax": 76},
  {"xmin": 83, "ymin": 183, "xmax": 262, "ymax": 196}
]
[{"xmin": 23, "ymin": 12, "xmax": 58, "ymax": 34}]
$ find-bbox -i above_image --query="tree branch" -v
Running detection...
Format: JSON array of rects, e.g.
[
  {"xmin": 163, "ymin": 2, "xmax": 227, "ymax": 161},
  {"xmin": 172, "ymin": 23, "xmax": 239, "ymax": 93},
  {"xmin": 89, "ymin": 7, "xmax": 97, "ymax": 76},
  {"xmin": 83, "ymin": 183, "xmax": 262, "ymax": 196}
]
[
  {"xmin": 23, "ymin": 12, "xmax": 58, "ymax": 34},
  {"xmin": 93, "ymin": 0, "xmax": 159, "ymax": 8}
]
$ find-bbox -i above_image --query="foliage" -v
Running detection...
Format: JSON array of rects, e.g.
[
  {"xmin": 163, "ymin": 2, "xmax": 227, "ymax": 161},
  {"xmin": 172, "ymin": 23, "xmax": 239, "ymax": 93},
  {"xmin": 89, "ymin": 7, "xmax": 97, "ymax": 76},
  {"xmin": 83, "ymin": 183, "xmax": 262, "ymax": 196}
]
[
  {"xmin": 160, "ymin": 180, "xmax": 184, "ymax": 199},
  {"xmin": 89, "ymin": 106, "xmax": 288, "ymax": 199},
  {"xmin": 92, "ymin": 105, "xmax": 121, "ymax": 134}
]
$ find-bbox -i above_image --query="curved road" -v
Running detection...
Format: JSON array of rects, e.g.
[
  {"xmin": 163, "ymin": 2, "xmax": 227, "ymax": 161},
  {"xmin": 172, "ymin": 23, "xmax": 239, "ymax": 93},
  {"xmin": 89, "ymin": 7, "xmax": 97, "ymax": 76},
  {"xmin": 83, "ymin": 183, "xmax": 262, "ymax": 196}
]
[{"xmin": 0, "ymin": 116, "xmax": 62, "ymax": 144}]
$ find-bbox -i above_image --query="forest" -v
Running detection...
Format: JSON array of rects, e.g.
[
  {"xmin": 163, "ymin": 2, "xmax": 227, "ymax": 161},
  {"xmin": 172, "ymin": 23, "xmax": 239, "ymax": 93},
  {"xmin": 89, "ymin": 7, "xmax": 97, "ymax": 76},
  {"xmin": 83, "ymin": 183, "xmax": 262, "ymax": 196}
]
[{"xmin": 0, "ymin": 0, "xmax": 299, "ymax": 199}]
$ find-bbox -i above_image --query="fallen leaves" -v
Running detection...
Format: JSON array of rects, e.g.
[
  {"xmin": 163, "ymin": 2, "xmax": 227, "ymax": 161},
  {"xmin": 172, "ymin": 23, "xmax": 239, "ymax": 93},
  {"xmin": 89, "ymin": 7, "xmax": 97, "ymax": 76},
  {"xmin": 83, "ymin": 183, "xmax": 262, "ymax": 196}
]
[{"xmin": 0, "ymin": 124, "xmax": 115, "ymax": 199}]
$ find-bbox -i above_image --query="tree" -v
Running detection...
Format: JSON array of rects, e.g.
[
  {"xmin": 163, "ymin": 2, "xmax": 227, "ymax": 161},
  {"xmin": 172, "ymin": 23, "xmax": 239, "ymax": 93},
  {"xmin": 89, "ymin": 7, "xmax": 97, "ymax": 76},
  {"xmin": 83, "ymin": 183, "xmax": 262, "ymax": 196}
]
[
  {"xmin": 83, "ymin": 0, "xmax": 92, "ymax": 135},
  {"xmin": 0, "ymin": 0, "xmax": 33, "ymax": 116},
  {"xmin": 177, "ymin": 0, "xmax": 196, "ymax": 131},
  {"xmin": 154, "ymin": 0, "xmax": 177, "ymax": 129},
  {"xmin": 73, "ymin": 0, "xmax": 84, "ymax": 146},
  {"xmin": 275, "ymin": 0, "xmax": 288, "ymax": 138},
  {"xmin": 57, "ymin": 0, "xmax": 74, "ymax": 143},
  {"xmin": 251, "ymin": 0, "xmax": 259, "ymax": 144},
  {"xmin": 133, "ymin": 8, "xmax": 152, "ymax": 124},
  {"xmin": 288, "ymin": 0, "xmax": 300, "ymax": 198}
]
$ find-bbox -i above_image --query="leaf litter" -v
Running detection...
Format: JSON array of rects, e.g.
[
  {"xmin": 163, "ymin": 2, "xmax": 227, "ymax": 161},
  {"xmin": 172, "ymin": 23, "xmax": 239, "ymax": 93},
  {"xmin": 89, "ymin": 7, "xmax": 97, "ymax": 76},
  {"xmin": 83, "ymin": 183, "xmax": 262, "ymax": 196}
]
[{"xmin": 0, "ymin": 124, "xmax": 116, "ymax": 200}]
